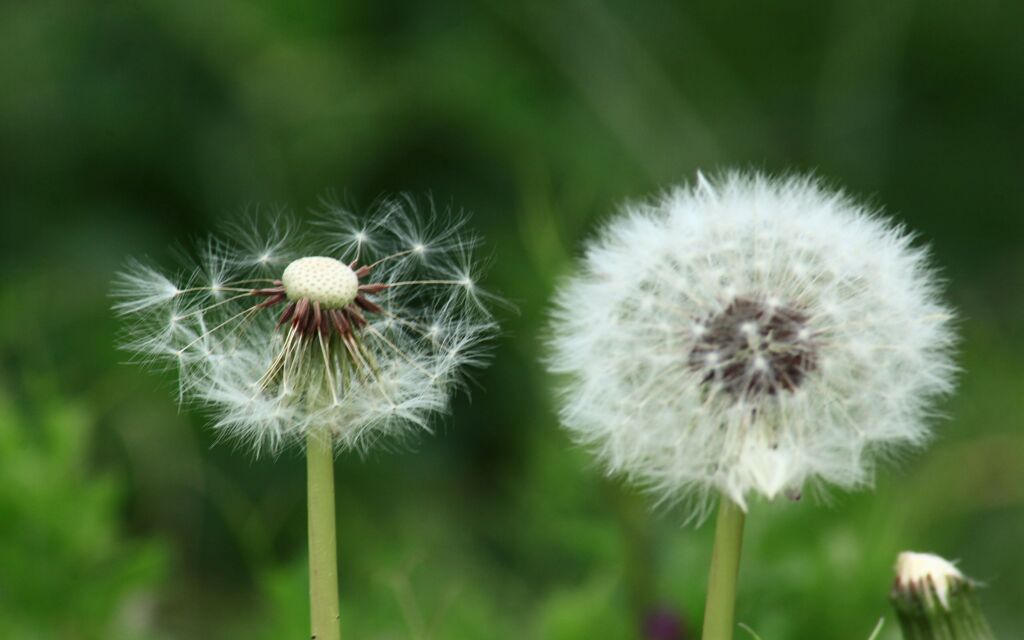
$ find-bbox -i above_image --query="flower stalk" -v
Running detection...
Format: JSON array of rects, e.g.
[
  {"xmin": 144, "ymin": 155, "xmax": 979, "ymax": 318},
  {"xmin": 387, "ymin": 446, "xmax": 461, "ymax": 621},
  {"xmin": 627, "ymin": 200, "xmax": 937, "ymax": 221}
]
[
  {"xmin": 891, "ymin": 552, "xmax": 995, "ymax": 640},
  {"xmin": 702, "ymin": 495, "xmax": 746, "ymax": 640},
  {"xmin": 307, "ymin": 432, "xmax": 341, "ymax": 640}
]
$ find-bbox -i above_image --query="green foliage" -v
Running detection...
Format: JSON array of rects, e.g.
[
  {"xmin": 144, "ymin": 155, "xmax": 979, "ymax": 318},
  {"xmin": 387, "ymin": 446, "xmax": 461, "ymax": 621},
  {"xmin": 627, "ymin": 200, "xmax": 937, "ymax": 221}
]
[
  {"xmin": 536, "ymin": 573, "xmax": 633, "ymax": 640},
  {"xmin": 239, "ymin": 555, "xmax": 524, "ymax": 640},
  {"xmin": 0, "ymin": 387, "xmax": 166, "ymax": 640}
]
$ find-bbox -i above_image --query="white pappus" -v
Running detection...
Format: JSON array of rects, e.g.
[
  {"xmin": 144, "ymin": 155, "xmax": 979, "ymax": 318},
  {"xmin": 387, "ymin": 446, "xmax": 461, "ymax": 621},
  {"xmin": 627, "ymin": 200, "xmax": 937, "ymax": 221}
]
[
  {"xmin": 114, "ymin": 197, "xmax": 497, "ymax": 456},
  {"xmin": 547, "ymin": 171, "xmax": 957, "ymax": 520}
]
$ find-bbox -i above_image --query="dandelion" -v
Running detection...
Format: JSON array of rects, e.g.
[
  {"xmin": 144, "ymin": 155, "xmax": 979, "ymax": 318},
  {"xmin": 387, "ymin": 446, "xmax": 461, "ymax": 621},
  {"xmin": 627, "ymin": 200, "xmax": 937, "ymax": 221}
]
[
  {"xmin": 114, "ymin": 197, "xmax": 496, "ymax": 640},
  {"xmin": 891, "ymin": 552, "xmax": 995, "ymax": 638},
  {"xmin": 547, "ymin": 171, "xmax": 956, "ymax": 639}
]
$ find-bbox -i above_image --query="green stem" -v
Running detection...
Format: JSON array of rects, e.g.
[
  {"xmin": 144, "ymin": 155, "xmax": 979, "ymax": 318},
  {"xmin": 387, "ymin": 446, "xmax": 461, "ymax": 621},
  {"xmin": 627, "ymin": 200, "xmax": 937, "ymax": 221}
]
[
  {"xmin": 307, "ymin": 431, "xmax": 341, "ymax": 640},
  {"xmin": 702, "ymin": 495, "xmax": 746, "ymax": 640},
  {"xmin": 893, "ymin": 582, "xmax": 996, "ymax": 640}
]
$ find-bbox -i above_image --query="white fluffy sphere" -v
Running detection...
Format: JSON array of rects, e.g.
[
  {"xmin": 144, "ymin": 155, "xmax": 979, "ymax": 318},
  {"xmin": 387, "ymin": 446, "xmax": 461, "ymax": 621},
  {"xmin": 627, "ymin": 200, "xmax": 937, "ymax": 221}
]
[{"xmin": 547, "ymin": 172, "xmax": 957, "ymax": 518}]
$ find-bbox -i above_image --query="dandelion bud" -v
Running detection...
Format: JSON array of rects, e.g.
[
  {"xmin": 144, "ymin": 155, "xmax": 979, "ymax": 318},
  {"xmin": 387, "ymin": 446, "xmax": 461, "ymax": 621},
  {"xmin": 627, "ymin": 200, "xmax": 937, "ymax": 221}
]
[{"xmin": 891, "ymin": 552, "xmax": 995, "ymax": 639}]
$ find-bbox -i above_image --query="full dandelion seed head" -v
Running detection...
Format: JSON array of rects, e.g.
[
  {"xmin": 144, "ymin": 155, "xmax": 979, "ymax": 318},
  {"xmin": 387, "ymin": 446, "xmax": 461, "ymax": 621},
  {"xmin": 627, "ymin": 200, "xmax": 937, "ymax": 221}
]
[
  {"xmin": 547, "ymin": 171, "xmax": 957, "ymax": 521},
  {"xmin": 113, "ymin": 198, "xmax": 497, "ymax": 456}
]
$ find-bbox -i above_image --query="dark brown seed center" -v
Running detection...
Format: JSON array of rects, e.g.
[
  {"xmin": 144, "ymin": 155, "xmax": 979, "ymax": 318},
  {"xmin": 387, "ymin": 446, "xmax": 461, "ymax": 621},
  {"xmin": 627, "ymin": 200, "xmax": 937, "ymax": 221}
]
[{"xmin": 688, "ymin": 297, "xmax": 817, "ymax": 397}]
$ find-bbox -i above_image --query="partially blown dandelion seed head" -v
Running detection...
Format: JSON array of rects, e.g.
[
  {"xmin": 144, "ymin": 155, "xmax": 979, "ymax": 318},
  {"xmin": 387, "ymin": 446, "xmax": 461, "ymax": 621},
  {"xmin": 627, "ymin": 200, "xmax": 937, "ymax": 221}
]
[
  {"xmin": 114, "ymin": 198, "xmax": 497, "ymax": 455},
  {"xmin": 547, "ymin": 172, "xmax": 956, "ymax": 519}
]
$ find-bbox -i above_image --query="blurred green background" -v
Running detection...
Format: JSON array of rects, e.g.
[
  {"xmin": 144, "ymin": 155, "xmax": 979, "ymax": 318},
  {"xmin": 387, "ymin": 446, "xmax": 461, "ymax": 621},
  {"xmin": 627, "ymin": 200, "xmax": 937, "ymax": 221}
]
[{"xmin": 2, "ymin": 1, "xmax": 1023, "ymax": 638}]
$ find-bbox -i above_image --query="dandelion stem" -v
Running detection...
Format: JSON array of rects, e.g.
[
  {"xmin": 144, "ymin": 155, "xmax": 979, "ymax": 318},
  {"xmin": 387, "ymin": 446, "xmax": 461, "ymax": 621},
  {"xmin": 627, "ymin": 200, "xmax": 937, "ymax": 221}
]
[
  {"xmin": 307, "ymin": 431, "xmax": 341, "ymax": 640},
  {"xmin": 702, "ymin": 495, "xmax": 746, "ymax": 640}
]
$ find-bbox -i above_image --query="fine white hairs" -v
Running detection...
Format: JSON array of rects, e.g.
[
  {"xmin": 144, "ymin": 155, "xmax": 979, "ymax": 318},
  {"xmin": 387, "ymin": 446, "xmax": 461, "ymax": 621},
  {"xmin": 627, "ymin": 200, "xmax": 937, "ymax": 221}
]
[
  {"xmin": 547, "ymin": 171, "xmax": 957, "ymax": 520},
  {"xmin": 114, "ymin": 197, "xmax": 497, "ymax": 456}
]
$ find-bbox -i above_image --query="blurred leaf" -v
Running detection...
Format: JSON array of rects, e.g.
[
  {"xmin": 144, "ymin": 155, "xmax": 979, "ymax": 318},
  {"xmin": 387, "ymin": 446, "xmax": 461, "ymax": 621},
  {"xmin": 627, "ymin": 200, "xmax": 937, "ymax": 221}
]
[{"xmin": 0, "ymin": 386, "xmax": 166, "ymax": 640}]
